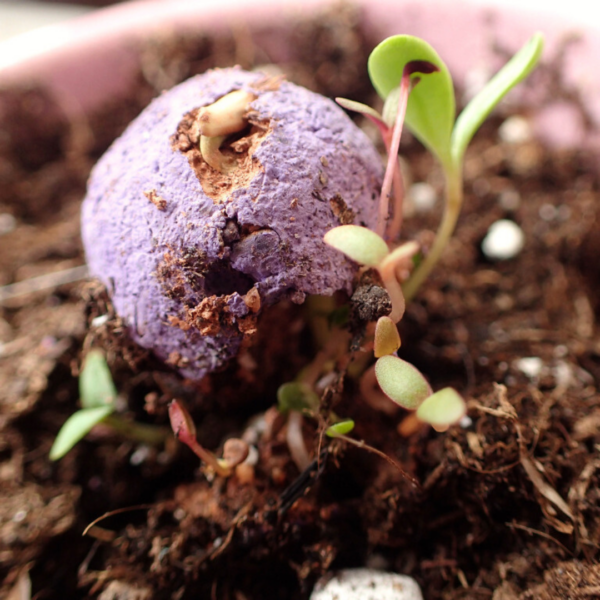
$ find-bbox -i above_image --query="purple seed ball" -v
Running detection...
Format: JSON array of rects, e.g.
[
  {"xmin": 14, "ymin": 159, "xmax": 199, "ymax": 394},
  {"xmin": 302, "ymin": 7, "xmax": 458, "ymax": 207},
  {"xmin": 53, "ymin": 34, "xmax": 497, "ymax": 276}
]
[{"xmin": 82, "ymin": 68, "xmax": 383, "ymax": 379}]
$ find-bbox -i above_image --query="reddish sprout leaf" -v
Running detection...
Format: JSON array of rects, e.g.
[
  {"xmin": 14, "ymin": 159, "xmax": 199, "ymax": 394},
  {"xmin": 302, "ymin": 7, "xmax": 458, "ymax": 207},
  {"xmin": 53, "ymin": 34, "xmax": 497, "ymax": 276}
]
[
  {"xmin": 404, "ymin": 59, "xmax": 439, "ymax": 77},
  {"xmin": 168, "ymin": 400, "xmax": 197, "ymax": 447}
]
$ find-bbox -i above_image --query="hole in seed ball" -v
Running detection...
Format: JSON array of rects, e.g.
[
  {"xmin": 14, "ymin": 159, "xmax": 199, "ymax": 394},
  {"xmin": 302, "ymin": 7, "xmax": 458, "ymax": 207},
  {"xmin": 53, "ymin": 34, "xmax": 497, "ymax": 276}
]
[{"xmin": 204, "ymin": 261, "xmax": 255, "ymax": 296}]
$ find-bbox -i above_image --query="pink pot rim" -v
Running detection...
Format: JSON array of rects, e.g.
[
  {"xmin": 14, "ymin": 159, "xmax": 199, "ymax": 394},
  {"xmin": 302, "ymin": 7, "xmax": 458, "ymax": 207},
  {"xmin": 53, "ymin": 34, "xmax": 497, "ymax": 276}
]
[{"xmin": 0, "ymin": 0, "xmax": 598, "ymax": 153}]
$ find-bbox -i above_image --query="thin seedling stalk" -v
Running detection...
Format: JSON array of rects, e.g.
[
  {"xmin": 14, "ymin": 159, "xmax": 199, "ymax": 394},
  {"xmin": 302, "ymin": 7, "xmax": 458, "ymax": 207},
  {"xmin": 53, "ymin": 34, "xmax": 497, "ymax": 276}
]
[
  {"xmin": 386, "ymin": 157, "xmax": 405, "ymax": 243},
  {"xmin": 103, "ymin": 414, "xmax": 169, "ymax": 446},
  {"xmin": 403, "ymin": 162, "xmax": 463, "ymax": 301},
  {"xmin": 378, "ymin": 70, "xmax": 410, "ymax": 238}
]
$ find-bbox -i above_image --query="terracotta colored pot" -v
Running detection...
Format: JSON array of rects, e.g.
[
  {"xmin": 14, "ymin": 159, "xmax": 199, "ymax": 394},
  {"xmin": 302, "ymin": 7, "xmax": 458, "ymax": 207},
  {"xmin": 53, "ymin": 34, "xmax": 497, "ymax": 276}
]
[{"xmin": 0, "ymin": 0, "xmax": 599, "ymax": 154}]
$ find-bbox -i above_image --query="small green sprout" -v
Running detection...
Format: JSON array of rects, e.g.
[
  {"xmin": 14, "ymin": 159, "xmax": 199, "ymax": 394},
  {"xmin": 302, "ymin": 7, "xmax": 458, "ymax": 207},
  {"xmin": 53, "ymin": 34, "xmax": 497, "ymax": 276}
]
[
  {"xmin": 326, "ymin": 420, "xmax": 355, "ymax": 437},
  {"xmin": 415, "ymin": 388, "xmax": 466, "ymax": 432},
  {"xmin": 277, "ymin": 381, "xmax": 320, "ymax": 413},
  {"xmin": 374, "ymin": 355, "xmax": 431, "ymax": 410},
  {"xmin": 323, "ymin": 223, "xmax": 466, "ymax": 427},
  {"xmin": 50, "ymin": 350, "xmax": 167, "ymax": 461}
]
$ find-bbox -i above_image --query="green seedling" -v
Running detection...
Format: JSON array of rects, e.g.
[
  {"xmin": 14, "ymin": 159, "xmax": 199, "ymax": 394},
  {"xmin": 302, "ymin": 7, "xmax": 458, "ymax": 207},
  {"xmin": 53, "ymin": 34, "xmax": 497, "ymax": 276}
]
[
  {"xmin": 50, "ymin": 350, "xmax": 167, "ymax": 461},
  {"xmin": 337, "ymin": 32, "xmax": 543, "ymax": 300},
  {"xmin": 323, "ymin": 226, "xmax": 462, "ymax": 422},
  {"xmin": 374, "ymin": 355, "xmax": 432, "ymax": 410},
  {"xmin": 377, "ymin": 33, "xmax": 542, "ymax": 299},
  {"xmin": 324, "ymin": 33, "xmax": 542, "ymax": 431},
  {"xmin": 326, "ymin": 420, "xmax": 355, "ymax": 437},
  {"xmin": 416, "ymin": 388, "xmax": 467, "ymax": 433},
  {"xmin": 324, "ymin": 226, "xmax": 419, "ymax": 323},
  {"xmin": 373, "ymin": 325, "xmax": 466, "ymax": 425},
  {"xmin": 277, "ymin": 381, "xmax": 320, "ymax": 414}
]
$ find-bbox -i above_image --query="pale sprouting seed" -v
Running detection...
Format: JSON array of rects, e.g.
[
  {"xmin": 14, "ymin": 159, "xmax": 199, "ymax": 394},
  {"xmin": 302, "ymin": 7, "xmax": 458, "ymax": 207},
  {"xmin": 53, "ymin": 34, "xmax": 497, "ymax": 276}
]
[
  {"xmin": 196, "ymin": 89, "xmax": 256, "ymax": 172},
  {"xmin": 197, "ymin": 89, "xmax": 255, "ymax": 137}
]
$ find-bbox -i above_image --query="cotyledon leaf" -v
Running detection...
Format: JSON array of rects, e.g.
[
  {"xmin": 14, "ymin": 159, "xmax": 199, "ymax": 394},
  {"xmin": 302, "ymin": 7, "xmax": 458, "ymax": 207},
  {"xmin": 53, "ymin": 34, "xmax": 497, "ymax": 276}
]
[{"xmin": 368, "ymin": 35, "xmax": 455, "ymax": 167}]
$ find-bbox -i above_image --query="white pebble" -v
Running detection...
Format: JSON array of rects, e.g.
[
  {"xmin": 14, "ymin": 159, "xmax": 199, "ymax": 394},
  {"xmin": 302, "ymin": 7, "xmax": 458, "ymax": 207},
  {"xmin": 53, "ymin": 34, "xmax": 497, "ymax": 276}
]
[
  {"xmin": 311, "ymin": 569, "xmax": 423, "ymax": 600},
  {"xmin": 498, "ymin": 115, "xmax": 532, "ymax": 144},
  {"xmin": 498, "ymin": 189, "xmax": 521, "ymax": 211},
  {"xmin": 515, "ymin": 357, "xmax": 543, "ymax": 379},
  {"xmin": 0, "ymin": 213, "xmax": 16, "ymax": 236},
  {"xmin": 91, "ymin": 314, "xmax": 110, "ymax": 327},
  {"xmin": 538, "ymin": 203, "xmax": 557, "ymax": 221},
  {"xmin": 130, "ymin": 445, "xmax": 151, "ymax": 466},
  {"xmin": 459, "ymin": 415, "xmax": 473, "ymax": 428},
  {"xmin": 481, "ymin": 219, "xmax": 524, "ymax": 260},
  {"xmin": 408, "ymin": 183, "xmax": 437, "ymax": 212}
]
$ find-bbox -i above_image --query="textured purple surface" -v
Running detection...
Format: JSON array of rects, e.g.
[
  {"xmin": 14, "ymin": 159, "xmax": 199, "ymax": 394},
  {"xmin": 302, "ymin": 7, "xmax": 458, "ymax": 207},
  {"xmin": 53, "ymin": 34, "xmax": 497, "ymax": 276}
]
[{"xmin": 82, "ymin": 68, "xmax": 382, "ymax": 379}]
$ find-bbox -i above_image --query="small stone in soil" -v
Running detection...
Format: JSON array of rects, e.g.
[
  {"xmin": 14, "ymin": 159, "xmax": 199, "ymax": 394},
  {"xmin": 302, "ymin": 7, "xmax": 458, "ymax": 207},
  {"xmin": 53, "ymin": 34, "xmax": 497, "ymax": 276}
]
[
  {"xmin": 481, "ymin": 219, "xmax": 525, "ymax": 260},
  {"xmin": 498, "ymin": 115, "xmax": 532, "ymax": 144},
  {"xmin": 311, "ymin": 569, "xmax": 423, "ymax": 600},
  {"xmin": 514, "ymin": 356, "xmax": 544, "ymax": 379},
  {"xmin": 0, "ymin": 213, "xmax": 16, "ymax": 236},
  {"xmin": 408, "ymin": 182, "xmax": 437, "ymax": 212}
]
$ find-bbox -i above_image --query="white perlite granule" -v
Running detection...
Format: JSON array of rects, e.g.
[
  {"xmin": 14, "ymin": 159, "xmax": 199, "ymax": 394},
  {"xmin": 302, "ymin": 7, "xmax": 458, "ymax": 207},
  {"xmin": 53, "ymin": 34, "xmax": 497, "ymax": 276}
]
[{"xmin": 311, "ymin": 569, "xmax": 423, "ymax": 600}]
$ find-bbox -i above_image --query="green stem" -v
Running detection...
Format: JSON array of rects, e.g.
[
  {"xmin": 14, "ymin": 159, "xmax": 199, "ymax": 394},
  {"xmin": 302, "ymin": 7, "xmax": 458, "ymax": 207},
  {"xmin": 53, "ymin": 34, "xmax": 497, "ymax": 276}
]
[
  {"xmin": 402, "ymin": 163, "xmax": 463, "ymax": 302},
  {"xmin": 103, "ymin": 415, "xmax": 170, "ymax": 446}
]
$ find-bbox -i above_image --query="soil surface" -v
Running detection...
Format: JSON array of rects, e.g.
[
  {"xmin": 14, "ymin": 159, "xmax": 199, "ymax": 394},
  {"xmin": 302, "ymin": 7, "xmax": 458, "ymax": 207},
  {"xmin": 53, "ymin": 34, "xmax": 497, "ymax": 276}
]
[{"xmin": 1, "ymin": 5, "xmax": 600, "ymax": 600}]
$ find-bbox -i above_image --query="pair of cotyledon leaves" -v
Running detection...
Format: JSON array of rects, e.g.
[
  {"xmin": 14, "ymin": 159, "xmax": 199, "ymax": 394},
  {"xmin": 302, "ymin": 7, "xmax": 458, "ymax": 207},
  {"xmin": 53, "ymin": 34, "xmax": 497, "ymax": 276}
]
[
  {"xmin": 49, "ymin": 350, "xmax": 117, "ymax": 460},
  {"xmin": 368, "ymin": 32, "xmax": 544, "ymax": 172}
]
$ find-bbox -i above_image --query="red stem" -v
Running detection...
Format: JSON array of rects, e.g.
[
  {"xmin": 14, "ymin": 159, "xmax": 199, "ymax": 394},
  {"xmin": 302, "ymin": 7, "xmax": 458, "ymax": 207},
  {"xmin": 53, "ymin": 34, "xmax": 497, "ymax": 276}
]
[
  {"xmin": 387, "ymin": 159, "xmax": 405, "ymax": 242},
  {"xmin": 377, "ymin": 71, "xmax": 411, "ymax": 239}
]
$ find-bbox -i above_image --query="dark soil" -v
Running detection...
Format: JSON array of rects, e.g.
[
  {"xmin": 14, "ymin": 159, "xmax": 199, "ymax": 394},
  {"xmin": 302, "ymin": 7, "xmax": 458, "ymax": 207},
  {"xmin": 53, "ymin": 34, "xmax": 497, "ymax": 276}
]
[{"xmin": 1, "ymin": 4, "xmax": 600, "ymax": 599}]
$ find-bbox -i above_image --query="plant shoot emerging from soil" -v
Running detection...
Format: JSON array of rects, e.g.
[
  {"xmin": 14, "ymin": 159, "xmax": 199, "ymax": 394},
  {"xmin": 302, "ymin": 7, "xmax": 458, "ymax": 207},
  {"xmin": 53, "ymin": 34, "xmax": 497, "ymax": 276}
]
[
  {"xmin": 168, "ymin": 399, "xmax": 249, "ymax": 476},
  {"xmin": 49, "ymin": 350, "xmax": 168, "ymax": 460},
  {"xmin": 326, "ymin": 33, "xmax": 543, "ymax": 428}
]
